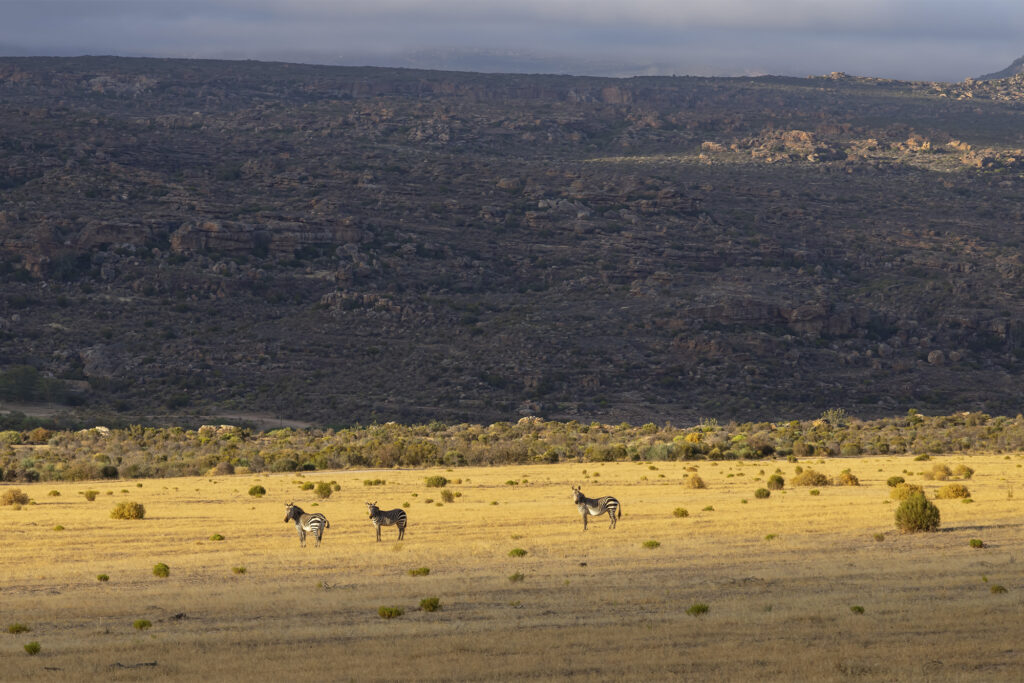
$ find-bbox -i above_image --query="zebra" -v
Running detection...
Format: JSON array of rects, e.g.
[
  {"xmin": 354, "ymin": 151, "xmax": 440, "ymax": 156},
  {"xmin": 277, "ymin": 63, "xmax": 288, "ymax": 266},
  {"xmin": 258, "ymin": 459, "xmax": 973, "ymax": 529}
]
[
  {"xmin": 284, "ymin": 502, "xmax": 330, "ymax": 547},
  {"xmin": 366, "ymin": 501, "xmax": 407, "ymax": 541},
  {"xmin": 572, "ymin": 485, "xmax": 621, "ymax": 530}
]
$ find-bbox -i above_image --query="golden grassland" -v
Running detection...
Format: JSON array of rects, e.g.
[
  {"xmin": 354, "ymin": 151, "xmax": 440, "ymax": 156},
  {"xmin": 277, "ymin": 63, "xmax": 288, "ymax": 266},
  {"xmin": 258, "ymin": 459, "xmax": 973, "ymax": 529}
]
[{"xmin": 2, "ymin": 455, "xmax": 1023, "ymax": 681}]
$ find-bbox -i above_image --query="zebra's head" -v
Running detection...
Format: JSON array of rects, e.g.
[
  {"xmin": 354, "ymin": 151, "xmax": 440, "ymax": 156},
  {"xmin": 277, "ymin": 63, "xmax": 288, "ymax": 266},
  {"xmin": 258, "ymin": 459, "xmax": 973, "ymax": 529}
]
[
  {"xmin": 366, "ymin": 501, "xmax": 378, "ymax": 517},
  {"xmin": 284, "ymin": 502, "xmax": 299, "ymax": 522},
  {"xmin": 572, "ymin": 486, "xmax": 583, "ymax": 504}
]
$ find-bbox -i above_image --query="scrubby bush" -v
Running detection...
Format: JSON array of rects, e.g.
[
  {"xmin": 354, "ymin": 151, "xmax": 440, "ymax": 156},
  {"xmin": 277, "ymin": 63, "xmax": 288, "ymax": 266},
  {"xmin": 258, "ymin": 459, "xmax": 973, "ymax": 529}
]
[
  {"xmin": 1, "ymin": 488, "xmax": 29, "ymax": 506},
  {"xmin": 425, "ymin": 476, "xmax": 448, "ymax": 488},
  {"xmin": 23, "ymin": 641, "xmax": 40, "ymax": 656},
  {"xmin": 300, "ymin": 482, "xmax": 314, "ymax": 491},
  {"xmin": 363, "ymin": 479, "xmax": 386, "ymax": 486},
  {"xmin": 47, "ymin": 490, "xmax": 60, "ymax": 497},
  {"xmin": 232, "ymin": 566, "xmax": 246, "ymax": 574},
  {"xmin": 890, "ymin": 483, "xmax": 924, "ymax": 501},
  {"xmin": 97, "ymin": 574, "xmax": 109, "ymax": 582},
  {"xmin": 924, "ymin": 464, "xmax": 952, "ymax": 481},
  {"xmin": 378, "ymin": 606, "xmax": 403, "ymax": 619},
  {"xmin": 969, "ymin": 539, "xmax": 985, "ymax": 549},
  {"xmin": 314, "ymin": 482, "xmax": 332, "ymax": 499},
  {"xmin": 684, "ymin": 475, "xmax": 706, "ymax": 489},
  {"xmin": 83, "ymin": 490, "xmax": 99, "ymax": 501},
  {"xmin": 886, "ymin": 476, "xmax": 905, "ymax": 487},
  {"xmin": 408, "ymin": 567, "xmax": 430, "ymax": 576},
  {"xmin": 673, "ymin": 508, "xmax": 689, "ymax": 518},
  {"xmin": 834, "ymin": 470, "xmax": 859, "ymax": 486},
  {"xmin": 766, "ymin": 474, "xmax": 784, "ymax": 490},
  {"xmin": 508, "ymin": 572, "xmax": 525, "ymax": 582},
  {"xmin": 642, "ymin": 540, "xmax": 661, "ymax": 549},
  {"xmin": 440, "ymin": 489, "xmax": 455, "ymax": 503},
  {"xmin": 7, "ymin": 623, "xmax": 30, "ymax": 634},
  {"xmin": 248, "ymin": 485, "xmax": 266, "ymax": 497},
  {"xmin": 133, "ymin": 619, "xmax": 152, "ymax": 630},
  {"xmin": 686, "ymin": 603, "xmax": 709, "ymax": 616},
  {"xmin": 209, "ymin": 533, "xmax": 225, "ymax": 541},
  {"xmin": 111, "ymin": 502, "xmax": 146, "ymax": 520},
  {"xmin": 792, "ymin": 469, "xmax": 830, "ymax": 486},
  {"xmin": 419, "ymin": 597, "xmax": 441, "ymax": 612},
  {"xmin": 953, "ymin": 464, "xmax": 975, "ymax": 479},
  {"xmin": 152, "ymin": 563, "xmax": 170, "ymax": 578},
  {"xmin": 509, "ymin": 548, "xmax": 527, "ymax": 557},
  {"xmin": 936, "ymin": 483, "xmax": 971, "ymax": 499},
  {"xmin": 754, "ymin": 488, "xmax": 770, "ymax": 499},
  {"xmin": 895, "ymin": 493, "xmax": 940, "ymax": 532},
  {"xmin": 991, "ymin": 585, "xmax": 1008, "ymax": 594}
]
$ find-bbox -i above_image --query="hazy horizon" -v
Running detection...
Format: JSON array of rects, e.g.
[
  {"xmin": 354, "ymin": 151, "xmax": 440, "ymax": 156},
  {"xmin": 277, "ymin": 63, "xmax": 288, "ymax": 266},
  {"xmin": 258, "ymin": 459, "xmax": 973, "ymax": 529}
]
[{"xmin": 1, "ymin": 1, "xmax": 1022, "ymax": 81}]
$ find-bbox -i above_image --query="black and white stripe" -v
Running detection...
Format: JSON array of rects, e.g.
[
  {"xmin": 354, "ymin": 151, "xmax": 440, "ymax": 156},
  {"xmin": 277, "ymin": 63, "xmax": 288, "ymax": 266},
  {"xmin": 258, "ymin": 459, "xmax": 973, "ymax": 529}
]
[
  {"xmin": 284, "ymin": 502, "xmax": 330, "ymax": 547},
  {"xmin": 366, "ymin": 501, "xmax": 407, "ymax": 541},
  {"xmin": 572, "ymin": 485, "xmax": 621, "ymax": 530}
]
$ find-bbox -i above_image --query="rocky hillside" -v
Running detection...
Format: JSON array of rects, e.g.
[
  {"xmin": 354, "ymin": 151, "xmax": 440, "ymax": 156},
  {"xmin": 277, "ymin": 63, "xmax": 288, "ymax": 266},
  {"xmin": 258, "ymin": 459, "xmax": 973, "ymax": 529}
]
[
  {"xmin": 978, "ymin": 55, "xmax": 1024, "ymax": 80},
  {"xmin": 2, "ymin": 57, "xmax": 1024, "ymax": 426}
]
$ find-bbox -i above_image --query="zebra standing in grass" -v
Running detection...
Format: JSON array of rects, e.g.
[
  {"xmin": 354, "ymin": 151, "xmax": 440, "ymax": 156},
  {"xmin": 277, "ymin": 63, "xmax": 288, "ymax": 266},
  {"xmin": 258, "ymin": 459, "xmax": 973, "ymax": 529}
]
[
  {"xmin": 284, "ymin": 502, "xmax": 330, "ymax": 547},
  {"xmin": 365, "ymin": 501, "xmax": 407, "ymax": 541},
  {"xmin": 572, "ymin": 485, "xmax": 621, "ymax": 530}
]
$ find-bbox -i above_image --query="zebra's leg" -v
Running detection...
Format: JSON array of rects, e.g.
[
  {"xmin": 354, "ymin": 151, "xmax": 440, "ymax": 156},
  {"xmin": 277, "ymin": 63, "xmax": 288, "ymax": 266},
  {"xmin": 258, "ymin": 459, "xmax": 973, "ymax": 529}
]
[
  {"xmin": 398, "ymin": 525, "xmax": 405, "ymax": 541},
  {"xmin": 582, "ymin": 512, "xmax": 588, "ymax": 531},
  {"xmin": 299, "ymin": 528, "xmax": 306, "ymax": 547},
  {"xmin": 609, "ymin": 510, "xmax": 616, "ymax": 529},
  {"xmin": 376, "ymin": 524, "xmax": 381, "ymax": 542}
]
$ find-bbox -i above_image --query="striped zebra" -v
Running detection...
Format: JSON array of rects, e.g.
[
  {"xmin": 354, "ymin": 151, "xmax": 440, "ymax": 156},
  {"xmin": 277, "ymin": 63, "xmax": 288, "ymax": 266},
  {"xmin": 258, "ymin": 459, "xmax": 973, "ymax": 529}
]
[
  {"xmin": 366, "ymin": 501, "xmax": 407, "ymax": 541},
  {"xmin": 284, "ymin": 502, "xmax": 330, "ymax": 547},
  {"xmin": 572, "ymin": 485, "xmax": 621, "ymax": 530}
]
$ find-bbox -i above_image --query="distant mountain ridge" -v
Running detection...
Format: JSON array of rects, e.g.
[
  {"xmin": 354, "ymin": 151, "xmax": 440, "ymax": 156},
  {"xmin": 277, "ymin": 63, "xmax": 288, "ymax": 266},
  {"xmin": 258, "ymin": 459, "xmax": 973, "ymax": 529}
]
[{"xmin": 977, "ymin": 55, "xmax": 1024, "ymax": 80}]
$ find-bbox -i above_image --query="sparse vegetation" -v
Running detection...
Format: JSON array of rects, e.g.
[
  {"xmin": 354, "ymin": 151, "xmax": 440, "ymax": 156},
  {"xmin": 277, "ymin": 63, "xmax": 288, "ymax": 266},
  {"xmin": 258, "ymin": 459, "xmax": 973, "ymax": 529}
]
[
  {"xmin": 969, "ymin": 539, "xmax": 985, "ymax": 549},
  {"xmin": 209, "ymin": 533, "xmax": 225, "ymax": 541},
  {"xmin": 642, "ymin": 540, "xmax": 661, "ymax": 549},
  {"xmin": 419, "ymin": 597, "xmax": 441, "ymax": 612},
  {"xmin": 508, "ymin": 548, "xmax": 527, "ymax": 558},
  {"xmin": 110, "ymin": 501, "xmax": 146, "ymax": 520},
  {"xmin": 508, "ymin": 572, "xmax": 525, "ymax": 582},
  {"xmin": 7, "ymin": 623, "xmax": 30, "ymax": 634},
  {"xmin": 895, "ymin": 493, "xmax": 940, "ymax": 533},
  {"xmin": 673, "ymin": 507, "xmax": 689, "ymax": 518},
  {"xmin": 686, "ymin": 603, "xmax": 709, "ymax": 616},
  {"xmin": 378, "ymin": 606, "xmax": 404, "ymax": 619},
  {"xmin": 133, "ymin": 619, "xmax": 152, "ymax": 630},
  {"xmin": 408, "ymin": 567, "xmax": 430, "ymax": 576},
  {"xmin": 232, "ymin": 566, "xmax": 247, "ymax": 574},
  {"xmin": 23, "ymin": 641, "xmax": 40, "ymax": 656},
  {"xmin": 440, "ymin": 489, "xmax": 455, "ymax": 503},
  {"xmin": 97, "ymin": 574, "xmax": 109, "ymax": 582},
  {"xmin": 2, "ymin": 489, "xmax": 30, "ymax": 506}
]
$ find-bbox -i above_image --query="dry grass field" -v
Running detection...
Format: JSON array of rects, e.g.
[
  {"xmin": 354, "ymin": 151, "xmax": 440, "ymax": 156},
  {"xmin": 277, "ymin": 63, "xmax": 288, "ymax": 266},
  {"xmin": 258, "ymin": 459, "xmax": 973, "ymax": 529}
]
[{"xmin": 2, "ymin": 455, "xmax": 1023, "ymax": 681}]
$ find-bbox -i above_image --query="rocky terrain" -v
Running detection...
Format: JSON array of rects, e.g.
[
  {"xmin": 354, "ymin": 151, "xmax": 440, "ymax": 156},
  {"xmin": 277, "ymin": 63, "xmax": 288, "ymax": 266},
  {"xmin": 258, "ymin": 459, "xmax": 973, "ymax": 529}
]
[{"xmin": 2, "ymin": 56, "xmax": 1024, "ymax": 426}]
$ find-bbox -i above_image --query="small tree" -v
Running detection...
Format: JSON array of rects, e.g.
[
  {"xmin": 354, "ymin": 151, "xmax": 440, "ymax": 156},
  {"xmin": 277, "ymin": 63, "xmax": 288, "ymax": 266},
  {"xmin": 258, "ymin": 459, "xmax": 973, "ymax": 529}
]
[{"xmin": 895, "ymin": 492, "xmax": 940, "ymax": 533}]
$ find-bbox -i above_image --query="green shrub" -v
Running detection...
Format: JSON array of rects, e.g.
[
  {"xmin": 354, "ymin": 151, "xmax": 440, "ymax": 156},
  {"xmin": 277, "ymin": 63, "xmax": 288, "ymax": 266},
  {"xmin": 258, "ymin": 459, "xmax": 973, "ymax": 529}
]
[
  {"xmin": 702, "ymin": 505, "xmax": 714, "ymax": 511},
  {"xmin": 314, "ymin": 482, "xmax": 332, "ymax": 499},
  {"xmin": 766, "ymin": 474, "xmax": 784, "ymax": 490},
  {"xmin": 363, "ymin": 479, "xmax": 386, "ymax": 486},
  {"xmin": 936, "ymin": 483, "xmax": 970, "ymax": 499},
  {"xmin": 508, "ymin": 572, "xmax": 525, "ymax": 582},
  {"xmin": 792, "ymin": 469, "xmax": 829, "ymax": 486},
  {"xmin": 809, "ymin": 489, "xmax": 821, "ymax": 496},
  {"xmin": 97, "ymin": 574, "xmax": 109, "ymax": 582},
  {"xmin": 23, "ymin": 641, "xmax": 40, "ymax": 656},
  {"xmin": 209, "ymin": 533, "xmax": 225, "ymax": 541},
  {"xmin": 913, "ymin": 454, "xmax": 930, "ymax": 461},
  {"xmin": 890, "ymin": 483, "xmax": 924, "ymax": 501},
  {"xmin": 895, "ymin": 493, "xmax": 940, "ymax": 532},
  {"xmin": 953, "ymin": 464, "xmax": 975, "ymax": 479},
  {"xmin": 835, "ymin": 470, "xmax": 859, "ymax": 486},
  {"xmin": 248, "ymin": 485, "xmax": 266, "ymax": 497},
  {"xmin": 152, "ymin": 563, "xmax": 170, "ymax": 578},
  {"xmin": 425, "ymin": 476, "xmax": 448, "ymax": 488},
  {"xmin": 754, "ymin": 488, "xmax": 770, "ymax": 499},
  {"xmin": 300, "ymin": 482, "xmax": 314, "ymax": 491},
  {"xmin": 53, "ymin": 525, "xmax": 64, "ymax": 531},
  {"xmin": 873, "ymin": 533, "xmax": 885, "ymax": 542},
  {"xmin": 642, "ymin": 540, "xmax": 661, "ymax": 549},
  {"xmin": 673, "ymin": 507, "xmax": 689, "ymax": 518},
  {"xmin": 133, "ymin": 619, "xmax": 152, "ymax": 630},
  {"xmin": 686, "ymin": 603, "xmax": 709, "ymax": 616},
  {"xmin": 419, "ymin": 597, "xmax": 441, "ymax": 612},
  {"xmin": 47, "ymin": 490, "xmax": 60, "ymax": 497},
  {"xmin": 509, "ymin": 548, "xmax": 527, "ymax": 558},
  {"xmin": 378, "ymin": 606, "xmax": 404, "ymax": 619},
  {"xmin": 924, "ymin": 464, "xmax": 952, "ymax": 481},
  {"xmin": 7, "ymin": 623, "xmax": 30, "ymax": 634},
  {"xmin": 991, "ymin": 585, "xmax": 1008, "ymax": 594},
  {"xmin": 408, "ymin": 567, "xmax": 430, "ymax": 576},
  {"xmin": 83, "ymin": 489, "xmax": 100, "ymax": 501},
  {"xmin": 886, "ymin": 476, "xmax": 905, "ymax": 487},
  {"xmin": 232, "ymin": 566, "xmax": 246, "ymax": 574},
  {"xmin": 850, "ymin": 605, "xmax": 865, "ymax": 614},
  {"xmin": 1, "ymin": 488, "xmax": 29, "ymax": 506},
  {"xmin": 111, "ymin": 501, "xmax": 146, "ymax": 520},
  {"xmin": 440, "ymin": 489, "xmax": 455, "ymax": 503},
  {"xmin": 969, "ymin": 539, "xmax": 985, "ymax": 549},
  {"xmin": 685, "ymin": 475, "xmax": 706, "ymax": 489}
]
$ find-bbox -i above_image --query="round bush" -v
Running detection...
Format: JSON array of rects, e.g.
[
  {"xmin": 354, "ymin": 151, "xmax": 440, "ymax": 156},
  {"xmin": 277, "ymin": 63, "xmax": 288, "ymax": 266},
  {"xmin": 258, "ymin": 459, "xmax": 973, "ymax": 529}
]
[
  {"xmin": 935, "ymin": 483, "xmax": 971, "ymax": 499},
  {"xmin": 890, "ymin": 483, "xmax": 924, "ymax": 501},
  {"xmin": 684, "ymin": 475, "xmax": 706, "ymax": 489},
  {"xmin": 886, "ymin": 476, "xmax": 905, "ymax": 487},
  {"xmin": 152, "ymin": 563, "xmax": 170, "ymax": 578},
  {"xmin": 1, "ymin": 488, "xmax": 30, "ymax": 506},
  {"xmin": 83, "ymin": 490, "xmax": 99, "ymax": 501},
  {"xmin": 835, "ymin": 471, "xmax": 859, "ymax": 486},
  {"xmin": 766, "ymin": 474, "xmax": 785, "ymax": 490},
  {"xmin": 24, "ymin": 641, "xmax": 40, "ymax": 656},
  {"xmin": 425, "ymin": 476, "xmax": 449, "ymax": 488},
  {"xmin": 248, "ymin": 485, "xmax": 266, "ymax": 497},
  {"xmin": 895, "ymin": 493, "xmax": 940, "ymax": 533},
  {"xmin": 792, "ymin": 469, "xmax": 829, "ymax": 487},
  {"xmin": 754, "ymin": 488, "xmax": 770, "ymax": 499},
  {"xmin": 419, "ymin": 597, "xmax": 441, "ymax": 612},
  {"xmin": 110, "ymin": 501, "xmax": 146, "ymax": 520},
  {"xmin": 314, "ymin": 482, "xmax": 332, "ymax": 499},
  {"xmin": 672, "ymin": 507, "xmax": 689, "ymax": 518}
]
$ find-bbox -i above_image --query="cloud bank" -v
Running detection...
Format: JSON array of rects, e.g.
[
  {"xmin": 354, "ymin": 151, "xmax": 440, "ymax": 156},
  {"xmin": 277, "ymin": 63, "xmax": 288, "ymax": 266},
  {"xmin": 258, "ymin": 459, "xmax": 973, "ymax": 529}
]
[{"xmin": 2, "ymin": 0, "xmax": 1022, "ymax": 80}]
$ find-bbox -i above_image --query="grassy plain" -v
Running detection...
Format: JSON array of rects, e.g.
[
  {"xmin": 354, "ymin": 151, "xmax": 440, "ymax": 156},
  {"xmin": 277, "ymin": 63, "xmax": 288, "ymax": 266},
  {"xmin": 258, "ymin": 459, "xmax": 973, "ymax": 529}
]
[{"xmin": 2, "ymin": 455, "xmax": 1023, "ymax": 681}]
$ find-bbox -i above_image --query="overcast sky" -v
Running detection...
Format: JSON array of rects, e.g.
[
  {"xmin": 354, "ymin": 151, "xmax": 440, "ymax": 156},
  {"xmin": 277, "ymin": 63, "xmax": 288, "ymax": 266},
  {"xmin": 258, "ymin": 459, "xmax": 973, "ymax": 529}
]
[{"xmin": 1, "ymin": 0, "xmax": 1022, "ymax": 81}]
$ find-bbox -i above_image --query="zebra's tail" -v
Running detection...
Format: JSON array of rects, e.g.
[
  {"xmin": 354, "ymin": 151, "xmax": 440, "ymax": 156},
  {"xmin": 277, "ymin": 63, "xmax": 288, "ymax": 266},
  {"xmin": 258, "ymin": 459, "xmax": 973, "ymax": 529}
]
[
  {"xmin": 325, "ymin": 520, "xmax": 331, "ymax": 529},
  {"xmin": 617, "ymin": 504, "xmax": 622, "ymax": 519}
]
